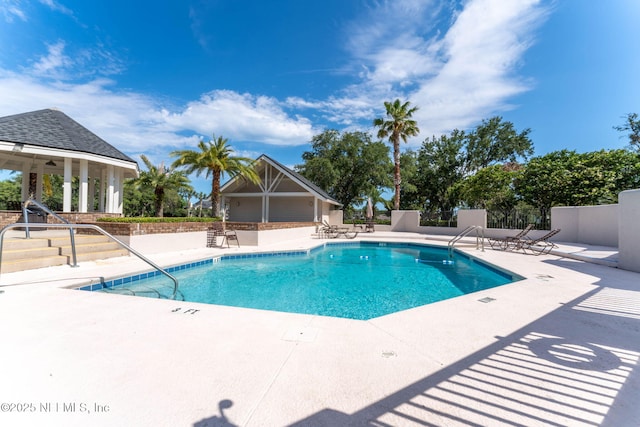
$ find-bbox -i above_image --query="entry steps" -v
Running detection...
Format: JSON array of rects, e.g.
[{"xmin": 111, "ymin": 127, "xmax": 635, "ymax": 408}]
[{"xmin": 1, "ymin": 234, "xmax": 129, "ymax": 273}]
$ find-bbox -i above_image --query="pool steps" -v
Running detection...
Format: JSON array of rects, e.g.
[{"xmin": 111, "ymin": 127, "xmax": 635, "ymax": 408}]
[{"xmin": 0, "ymin": 234, "xmax": 129, "ymax": 273}]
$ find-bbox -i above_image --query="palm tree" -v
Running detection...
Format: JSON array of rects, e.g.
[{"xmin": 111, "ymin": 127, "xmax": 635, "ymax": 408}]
[
  {"xmin": 133, "ymin": 155, "xmax": 192, "ymax": 217},
  {"xmin": 171, "ymin": 135, "xmax": 260, "ymax": 217},
  {"xmin": 196, "ymin": 191, "xmax": 208, "ymax": 217},
  {"xmin": 373, "ymin": 99, "xmax": 420, "ymax": 210}
]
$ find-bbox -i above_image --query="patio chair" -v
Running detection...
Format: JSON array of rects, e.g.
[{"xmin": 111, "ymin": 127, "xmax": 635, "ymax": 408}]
[
  {"xmin": 319, "ymin": 220, "xmax": 358, "ymax": 239},
  {"xmin": 487, "ymin": 224, "xmax": 534, "ymax": 250},
  {"xmin": 207, "ymin": 222, "xmax": 240, "ymax": 248},
  {"xmin": 509, "ymin": 228, "xmax": 561, "ymax": 255},
  {"xmin": 365, "ymin": 219, "xmax": 375, "ymax": 233},
  {"xmin": 316, "ymin": 220, "xmax": 336, "ymax": 239}
]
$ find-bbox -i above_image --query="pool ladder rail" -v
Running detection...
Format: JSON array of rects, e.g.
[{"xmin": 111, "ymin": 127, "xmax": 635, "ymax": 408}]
[
  {"xmin": 447, "ymin": 225, "xmax": 485, "ymax": 258},
  {"xmin": 0, "ymin": 199, "xmax": 179, "ymax": 300}
]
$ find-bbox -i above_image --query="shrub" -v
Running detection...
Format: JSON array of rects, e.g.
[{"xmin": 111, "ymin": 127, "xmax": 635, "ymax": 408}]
[{"xmin": 96, "ymin": 217, "xmax": 221, "ymax": 223}]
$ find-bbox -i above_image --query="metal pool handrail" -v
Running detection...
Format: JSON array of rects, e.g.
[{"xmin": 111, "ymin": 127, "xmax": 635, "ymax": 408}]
[
  {"xmin": 0, "ymin": 222, "xmax": 179, "ymax": 299},
  {"xmin": 448, "ymin": 225, "xmax": 485, "ymax": 257},
  {"xmin": 22, "ymin": 198, "xmax": 78, "ymax": 265}
]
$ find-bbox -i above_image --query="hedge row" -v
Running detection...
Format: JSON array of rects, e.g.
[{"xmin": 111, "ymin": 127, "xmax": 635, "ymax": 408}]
[{"xmin": 96, "ymin": 217, "xmax": 222, "ymax": 223}]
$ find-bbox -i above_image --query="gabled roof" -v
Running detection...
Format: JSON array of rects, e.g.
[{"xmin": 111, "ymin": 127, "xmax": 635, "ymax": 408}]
[
  {"xmin": 0, "ymin": 109, "xmax": 136, "ymax": 164},
  {"xmin": 221, "ymin": 154, "xmax": 341, "ymax": 206}
]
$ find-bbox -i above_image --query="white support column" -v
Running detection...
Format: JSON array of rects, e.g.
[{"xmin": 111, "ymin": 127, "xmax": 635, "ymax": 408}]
[
  {"xmin": 115, "ymin": 169, "xmax": 123, "ymax": 214},
  {"xmin": 63, "ymin": 158, "xmax": 72, "ymax": 212},
  {"xmin": 106, "ymin": 165, "xmax": 115, "ymax": 213},
  {"xmin": 21, "ymin": 162, "xmax": 30, "ymax": 201},
  {"xmin": 313, "ymin": 198, "xmax": 318, "ymax": 222},
  {"xmin": 99, "ymin": 169, "xmax": 106, "ymax": 212},
  {"xmin": 264, "ymin": 195, "xmax": 270, "ymax": 223},
  {"xmin": 78, "ymin": 159, "xmax": 89, "ymax": 213},
  {"xmin": 35, "ymin": 163, "xmax": 44, "ymax": 202},
  {"xmin": 88, "ymin": 176, "xmax": 95, "ymax": 212}
]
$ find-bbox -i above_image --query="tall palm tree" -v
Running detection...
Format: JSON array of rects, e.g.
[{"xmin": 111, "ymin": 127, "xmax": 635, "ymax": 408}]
[
  {"xmin": 134, "ymin": 155, "xmax": 192, "ymax": 217},
  {"xmin": 373, "ymin": 99, "xmax": 420, "ymax": 210},
  {"xmin": 171, "ymin": 135, "xmax": 260, "ymax": 217}
]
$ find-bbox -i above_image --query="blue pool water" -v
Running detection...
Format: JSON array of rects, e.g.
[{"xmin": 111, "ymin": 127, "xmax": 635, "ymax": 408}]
[{"xmin": 91, "ymin": 242, "xmax": 518, "ymax": 320}]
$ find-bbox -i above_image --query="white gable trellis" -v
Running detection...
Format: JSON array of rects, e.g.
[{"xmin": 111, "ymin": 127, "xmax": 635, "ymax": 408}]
[{"xmin": 220, "ymin": 154, "xmax": 341, "ymax": 222}]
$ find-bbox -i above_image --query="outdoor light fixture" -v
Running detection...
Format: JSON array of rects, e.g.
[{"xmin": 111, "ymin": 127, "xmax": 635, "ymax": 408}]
[{"xmin": 46, "ymin": 160, "xmax": 56, "ymax": 166}]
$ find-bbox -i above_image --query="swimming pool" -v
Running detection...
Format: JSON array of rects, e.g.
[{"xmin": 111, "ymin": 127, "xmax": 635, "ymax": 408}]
[{"xmin": 84, "ymin": 242, "xmax": 519, "ymax": 320}]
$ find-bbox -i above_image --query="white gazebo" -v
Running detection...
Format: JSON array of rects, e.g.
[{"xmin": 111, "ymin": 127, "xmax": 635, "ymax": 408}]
[{"xmin": 0, "ymin": 109, "xmax": 138, "ymax": 213}]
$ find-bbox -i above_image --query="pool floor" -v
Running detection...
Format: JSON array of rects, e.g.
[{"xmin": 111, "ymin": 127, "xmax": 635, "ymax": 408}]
[{"xmin": 91, "ymin": 243, "xmax": 518, "ymax": 320}]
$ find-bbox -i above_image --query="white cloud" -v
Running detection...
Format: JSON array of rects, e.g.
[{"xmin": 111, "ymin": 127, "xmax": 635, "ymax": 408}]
[
  {"xmin": 30, "ymin": 41, "xmax": 72, "ymax": 78},
  {"xmin": 158, "ymin": 90, "xmax": 317, "ymax": 146},
  {"xmin": 1, "ymin": 0, "xmax": 26, "ymax": 22},
  {"xmin": 324, "ymin": 0, "xmax": 549, "ymax": 143},
  {"xmin": 39, "ymin": 0, "xmax": 74, "ymax": 17}
]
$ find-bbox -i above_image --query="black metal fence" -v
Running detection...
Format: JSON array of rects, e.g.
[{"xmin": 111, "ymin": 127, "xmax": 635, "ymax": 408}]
[{"xmin": 487, "ymin": 208, "xmax": 550, "ymax": 230}]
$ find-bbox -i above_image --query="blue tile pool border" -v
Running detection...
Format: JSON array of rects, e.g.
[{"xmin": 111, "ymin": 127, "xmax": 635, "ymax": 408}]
[{"xmin": 76, "ymin": 241, "xmax": 521, "ymax": 292}]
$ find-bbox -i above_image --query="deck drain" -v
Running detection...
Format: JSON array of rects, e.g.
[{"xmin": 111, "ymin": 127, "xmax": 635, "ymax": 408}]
[
  {"xmin": 478, "ymin": 297, "xmax": 496, "ymax": 303},
  {"xmin": 536, "ymin": 274, "xmax": 555, "ymax": 281},
  {"xmin": 282, "ymin": 327, "xmax": 319, "ymax": 343},
  {"xmin": 381, "ymin": 351, "xmax": 397, "ymax": 358}
]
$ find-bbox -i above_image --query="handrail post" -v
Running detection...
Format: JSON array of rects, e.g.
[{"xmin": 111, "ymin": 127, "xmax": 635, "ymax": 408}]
[
  {"xmin": 69, "ymin": 224, "xmax": 78, "ymax": 267},
  {"xmin": 21, "ymin": 203, "xmax": 31, "ymax": 239}
]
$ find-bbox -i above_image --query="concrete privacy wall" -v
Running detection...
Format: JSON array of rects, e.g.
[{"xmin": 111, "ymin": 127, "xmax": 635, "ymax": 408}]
[
  {"xmin": 551, "ymin": 205, "xmax": 619, "ymax": 247},
  {"xmin": 389, "ymin": 209, "xmax": 486, "ymax": 235},
  {"xmin": 619, "ymin": 189, "xmax": 640, "ymax": 273}
]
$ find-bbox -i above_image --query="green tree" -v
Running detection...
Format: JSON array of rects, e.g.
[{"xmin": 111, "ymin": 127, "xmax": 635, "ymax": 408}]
[
  {"xmin": 414, "ymin": 130, "xmax": 467, "ymax": 216},
  {"xmin": 296, "ymin": 130, "xmax": 392, "ymax": 210},
  {"xmin": 0, "ymin": 173, "xmax": 21, "ymax": 209},
  {"xmin": 373, "ymin": 99, "xmax": 420, "ymax": 210},
  {"xmin": 124, "ymin": 179, "xmax": 154, "ymax": 217},
  {"xmin": 397, "ymin": 150, "xmax": 421, "ymax": 210},
  {"xmin": 464, "ymin": 116, "xmax": 533, "ymax": 173},
  {"xmin": 459, "ymin": 163, "xmax": 521, "ymax": 213},
  {"xmin": 516, "ymin": 149, "xmax": 640, "ymax": 213},
  {"xmin": 171, "ymin": 135, "xmax": 260, "ymax": 217},
  {"xmin": 614, "ymin": 113, "xmax": 640, "ymax": 152},
  {"xmin": 132, "ymin": 155, "xmax": 192, "ymax": 217}
]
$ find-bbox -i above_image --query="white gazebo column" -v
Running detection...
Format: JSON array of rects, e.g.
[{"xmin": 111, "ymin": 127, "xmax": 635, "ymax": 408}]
[
  {"xmin": 115, "ymin": 169, "xmax": 123, "ymax": 214},
  {"xmin": 106, "ymin": 165, "xmax": 115, "ymax": 213},
  {"xmin": 78, "ymin": 159, "xmax": 89, "ymax": 213},
  {"xmin": 35, "ymin": 163, "xmax": 44, "ymax": 202},
  {"xmin": 63, "ymin": 158, "xmax": 72, "ymax": 212},
  {"xmin": 99, "ymin": 169, "xmax": 106, "ymax": 212},
  {"xmin": 21, "ymin": 162, "xmax": 31, "ymax": 201},
  {"xmin": 88, "ymin": 176, "xmax": 95, "ymax": 212}
]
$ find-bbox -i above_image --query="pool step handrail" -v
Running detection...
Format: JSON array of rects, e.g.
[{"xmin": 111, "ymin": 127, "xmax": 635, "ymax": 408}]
[
  {"xmin": 22, "ymin": 198, "xmax": 79, "ymax": 266},
  {"xmin": 448, "ymin": 225, "xmax": 485, "ymax": 257},
  {"xmin": 0, "ymin": 222, "xmax": 179, "ymax": 300}
]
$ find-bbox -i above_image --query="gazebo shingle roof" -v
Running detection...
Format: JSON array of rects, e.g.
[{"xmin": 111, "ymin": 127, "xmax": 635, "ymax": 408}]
[{"xmin": 0, "ymin": 109, "xmax": 136, "ymax": 164}]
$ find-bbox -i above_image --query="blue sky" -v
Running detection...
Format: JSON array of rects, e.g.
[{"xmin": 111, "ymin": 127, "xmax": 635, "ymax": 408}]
[{"xmin": 1, "ymin": 0, "xmax": 639, "ymax": 197}]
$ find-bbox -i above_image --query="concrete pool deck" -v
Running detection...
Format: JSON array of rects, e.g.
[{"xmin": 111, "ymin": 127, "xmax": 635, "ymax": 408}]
[{"xmin": 0, "ymin": 232, "xmax": 638, "ymax": 426}]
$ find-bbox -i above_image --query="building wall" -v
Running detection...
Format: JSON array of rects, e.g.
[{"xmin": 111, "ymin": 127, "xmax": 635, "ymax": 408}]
[
  {"xmin": 225, "ymin": 196, "xmax": 329, "ymax": 222},
  {"xmin": 228, "ymin": 198, "xmax": 262, "ymax": 222},
  {"xmin": 269, "ymin": 197, "xmax": 314, "ymax": 222}
]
